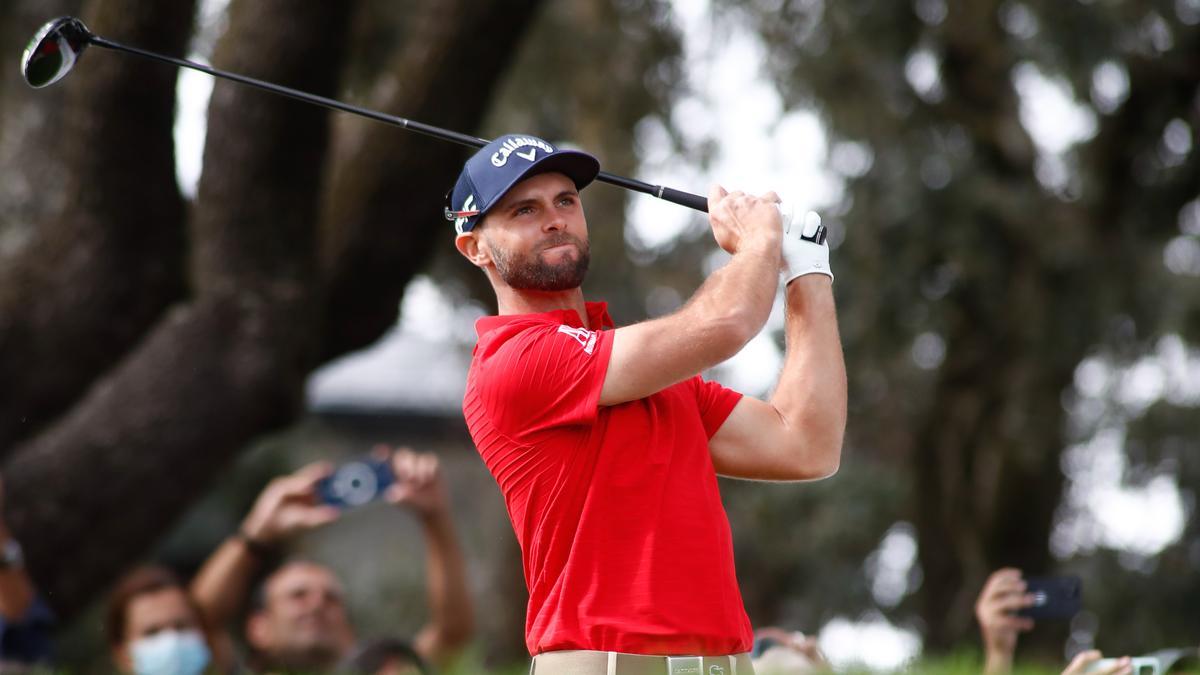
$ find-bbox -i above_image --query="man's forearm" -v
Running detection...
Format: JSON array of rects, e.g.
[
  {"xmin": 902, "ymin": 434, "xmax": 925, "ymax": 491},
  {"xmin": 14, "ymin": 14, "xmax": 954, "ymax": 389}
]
[
  {"xmin": 190, "ymin": 534, "xmax": 264, "ymax": 626},
  {"xmin": 599, "ymin": 239, "xmax": 784, "ymax": 406},
  {"xmin": 413, "ymin": 511, "xmax": 473, "ymax": 665},
  {"xmin": 768, "ymin": 276, "xmax": 846, "ymax": 475},
  {"xmin": 679, "ymin": 240, "xmax": 781, "ymax": 348},
  {"xmin": 983, "ymin": 649, "xmax": 1014, "ymax": 675}
]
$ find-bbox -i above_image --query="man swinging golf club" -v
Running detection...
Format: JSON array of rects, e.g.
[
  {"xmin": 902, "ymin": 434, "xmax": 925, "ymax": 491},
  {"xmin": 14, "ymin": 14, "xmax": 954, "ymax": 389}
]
[
  {"xmin": 448, "ymin": 134, "xmax": 847, "ymax": 675},
  {"xmin": 23, "ymin": 18, "xmax": 844, "ymax": 671}
]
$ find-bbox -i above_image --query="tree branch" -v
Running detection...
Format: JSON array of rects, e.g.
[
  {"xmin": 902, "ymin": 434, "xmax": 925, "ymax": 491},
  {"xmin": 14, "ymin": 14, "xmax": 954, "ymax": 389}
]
[
  {"xmin": 317, "ymin": 0, "xmax": 546, "ymax": 361},
  {"xmin": 2, "ymin": 0, "xmax": 357, "ymax": 616}
]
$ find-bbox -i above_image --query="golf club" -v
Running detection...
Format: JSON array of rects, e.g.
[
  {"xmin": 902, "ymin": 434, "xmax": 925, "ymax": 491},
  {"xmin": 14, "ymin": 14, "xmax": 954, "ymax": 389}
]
[
  {"xmin": 23, "ymin": 16, "xmax": 828, "ymax": 243},
  {"xmin": 22, "ymin": 16, "xmax": 715, "ymax": 211}
]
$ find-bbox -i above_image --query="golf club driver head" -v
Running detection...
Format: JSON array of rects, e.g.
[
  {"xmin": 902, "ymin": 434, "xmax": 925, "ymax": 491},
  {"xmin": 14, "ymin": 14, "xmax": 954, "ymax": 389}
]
[{"xmin": 22, "ymin": 16, "xmax": 92, "ymax": 88}]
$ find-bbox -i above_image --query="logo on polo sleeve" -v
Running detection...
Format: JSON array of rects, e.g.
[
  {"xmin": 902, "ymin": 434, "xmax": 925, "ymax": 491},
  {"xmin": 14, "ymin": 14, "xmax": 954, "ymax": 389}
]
[{"xmin": 556, "ymin": 325, "xmax": 596, "ymax": 354}]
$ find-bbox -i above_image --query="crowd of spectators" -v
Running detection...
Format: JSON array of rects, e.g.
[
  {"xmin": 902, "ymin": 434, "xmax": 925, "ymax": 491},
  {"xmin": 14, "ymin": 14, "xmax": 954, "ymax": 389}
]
[
  {"xmin": 0, "ymin": 447, "xmax": 470, "ymax": 675},
  {"xmin": 0, "ymin": 455, "xmax": 1192, "ymax": 674}
]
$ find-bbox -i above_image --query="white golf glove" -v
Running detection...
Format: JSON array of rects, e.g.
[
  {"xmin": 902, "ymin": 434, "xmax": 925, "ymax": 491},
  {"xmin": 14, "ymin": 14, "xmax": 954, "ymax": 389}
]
[{"xmin": 780, "ymin": 207, "xmax": 833, "ymax": 284}]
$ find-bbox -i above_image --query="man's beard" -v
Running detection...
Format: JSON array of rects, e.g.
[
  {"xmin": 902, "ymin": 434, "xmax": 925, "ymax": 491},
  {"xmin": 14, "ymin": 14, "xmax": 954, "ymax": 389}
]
[{"xmin": 489, "ymin": 232, "xmax": 590, "ymax": 291}]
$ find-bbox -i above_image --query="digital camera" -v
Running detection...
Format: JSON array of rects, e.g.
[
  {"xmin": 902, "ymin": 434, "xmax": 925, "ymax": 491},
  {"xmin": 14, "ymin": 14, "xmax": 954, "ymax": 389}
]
[{"xmin": 316, "ymin": 458, "xmax": 395, "ymax": 509}]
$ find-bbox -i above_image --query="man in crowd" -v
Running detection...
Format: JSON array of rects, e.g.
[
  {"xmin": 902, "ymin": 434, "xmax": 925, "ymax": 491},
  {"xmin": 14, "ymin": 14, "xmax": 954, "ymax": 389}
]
[
  {"xmin": 190, "ymin": 447, "xmax": 472, "ymax": 673},
  {"xmin": 0, "ymin": 473, "xmax": 52, "ymax": 671},
  {"xmin": 447, "ymin": 133, "xmax": 847, "ymax": 673}
]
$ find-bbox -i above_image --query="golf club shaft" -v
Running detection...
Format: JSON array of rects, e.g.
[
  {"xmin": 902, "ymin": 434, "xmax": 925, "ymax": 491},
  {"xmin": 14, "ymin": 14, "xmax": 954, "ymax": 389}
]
[{"xmin": 89, "ymin": 36, "xmax": 710, "ymax": 214}]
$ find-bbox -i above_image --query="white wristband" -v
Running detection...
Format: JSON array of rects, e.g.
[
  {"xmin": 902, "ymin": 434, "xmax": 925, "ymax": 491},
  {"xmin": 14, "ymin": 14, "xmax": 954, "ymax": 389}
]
[{"xmin": 781, "ymin": 208, "xmax": 833, "ymax": 284}]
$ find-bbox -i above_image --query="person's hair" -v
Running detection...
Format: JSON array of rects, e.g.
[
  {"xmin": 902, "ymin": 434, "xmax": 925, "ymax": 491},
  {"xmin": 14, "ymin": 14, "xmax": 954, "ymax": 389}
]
[
  {"xmin": 345, "ymin": 637, "xmax": 430, "ymax": 675},
  {"xmin": 247, "ymin": 557, "xmax": 324, "ymax": 615},
  {"xmin": 104, "ymin": 565, "xmax": 198, "ymax": 648}
]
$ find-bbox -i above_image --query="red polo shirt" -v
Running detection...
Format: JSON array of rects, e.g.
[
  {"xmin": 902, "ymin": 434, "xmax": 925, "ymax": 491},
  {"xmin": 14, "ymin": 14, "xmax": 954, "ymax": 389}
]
[{"xmin": 462, "ymin": 301, "xmax": 752, "ymax": 656}]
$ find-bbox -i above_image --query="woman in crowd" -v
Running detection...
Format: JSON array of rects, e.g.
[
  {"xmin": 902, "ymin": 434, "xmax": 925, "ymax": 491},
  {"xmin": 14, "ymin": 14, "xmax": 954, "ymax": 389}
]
[{"xmin": 106, "ymin": 565, "xmax": 229, "ymax": 675}]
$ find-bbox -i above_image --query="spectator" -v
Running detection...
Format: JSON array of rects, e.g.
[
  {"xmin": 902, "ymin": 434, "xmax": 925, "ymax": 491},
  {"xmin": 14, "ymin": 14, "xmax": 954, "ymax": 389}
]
[
  {"xmin": 0, "ymin": 473, "xmax": 53, "ymax": 671},
  {"xmin": 751, "ymin": 626, "xmax": 829, "ymax": 674},
  {"xmin": 190, "ymin": 447, "xmax": 472, "ymax": 674},
  {"xmin": 975, "ymin": 568, "xmax": 1132, "ymax": 675},
  {"xmin": 1061, "ymin": 650, "xmax": 1131, "ymax": 675},
  {"xmin": 975, "ymin": 568, "xmax": 1036, "ymax": 675},
  {"xmin": 345, "ymin": 637, "xmax": 431, "ymax": 675},
  {"xmin": 105, "ymin": 565, "xmax": 226, "ymax": 675}
]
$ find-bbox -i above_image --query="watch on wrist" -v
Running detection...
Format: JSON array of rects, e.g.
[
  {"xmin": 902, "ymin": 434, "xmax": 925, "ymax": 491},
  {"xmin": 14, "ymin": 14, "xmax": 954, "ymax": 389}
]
[{"xmin": 0, "ymin": 539, "xmax": 24, "ymax": 569}]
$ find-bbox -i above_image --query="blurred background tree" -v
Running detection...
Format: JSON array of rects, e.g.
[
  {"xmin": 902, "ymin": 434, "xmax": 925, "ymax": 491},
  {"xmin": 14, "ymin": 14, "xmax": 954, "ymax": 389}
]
[
  {"xmin": 0, "ymin": 0, "xmax": 549, "ymax": 618},
  {"xmin": 0, "ymin": 0, "xmax": 688, "ymax": 668},
  {"xmin": 1, "ymin": 0, "xmax": 1197, "ymax": 671},
  {"xmin": 725, "ymin": 0, "xmax": 1200, "ymax": 657}
]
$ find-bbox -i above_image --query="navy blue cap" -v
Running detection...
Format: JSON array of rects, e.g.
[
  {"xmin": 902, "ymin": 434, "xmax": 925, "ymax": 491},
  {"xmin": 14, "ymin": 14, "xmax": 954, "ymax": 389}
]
[{"xmin": 445, "ymin": 134, "xmax": 600, "ymax": 234}]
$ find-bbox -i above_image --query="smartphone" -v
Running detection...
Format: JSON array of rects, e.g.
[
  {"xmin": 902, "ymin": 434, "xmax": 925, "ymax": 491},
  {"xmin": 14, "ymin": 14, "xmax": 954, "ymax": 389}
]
[
  {"xmin": 1018, "ymin": 575, "xmax": 1082, "ymax": 620},
  {"xmin": 1089, "ymin": 657, "xmax": 1160, "ymax": 675},
  {"xmin": 316, "ymin": 458, "xmax": 395, "ymax": 509}
]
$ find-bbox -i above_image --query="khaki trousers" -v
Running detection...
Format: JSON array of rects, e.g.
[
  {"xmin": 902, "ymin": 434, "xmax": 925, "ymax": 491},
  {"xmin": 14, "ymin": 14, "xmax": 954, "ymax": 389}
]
[{"xmin": 530, "ymin": 650, "xmax": 755, "ymax": 675}]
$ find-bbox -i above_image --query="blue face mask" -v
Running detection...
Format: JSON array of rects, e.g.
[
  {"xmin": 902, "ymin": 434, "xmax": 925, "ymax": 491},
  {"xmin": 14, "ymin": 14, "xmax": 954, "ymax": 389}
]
[{"xmin": 130, "ymin": 629, "xmax": 211, "ymax": 675}]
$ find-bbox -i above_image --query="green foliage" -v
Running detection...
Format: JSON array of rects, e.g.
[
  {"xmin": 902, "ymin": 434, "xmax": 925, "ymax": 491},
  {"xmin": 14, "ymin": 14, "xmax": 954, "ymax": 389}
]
[{"xmin": 714, "ymin": 0, "xmax": 1200, "ymax": 651}]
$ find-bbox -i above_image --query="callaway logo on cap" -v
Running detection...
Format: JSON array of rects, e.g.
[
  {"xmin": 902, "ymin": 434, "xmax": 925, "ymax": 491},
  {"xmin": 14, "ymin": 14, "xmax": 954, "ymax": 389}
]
[{"xmin": 445, "ymin": 133, "xmax": 600, "ymax": 235}]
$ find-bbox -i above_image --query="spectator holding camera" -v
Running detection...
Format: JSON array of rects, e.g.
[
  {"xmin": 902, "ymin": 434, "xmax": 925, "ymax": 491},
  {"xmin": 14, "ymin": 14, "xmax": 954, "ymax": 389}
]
[
  {"xmin": 190, "ymin": 447, "xmax": 472, "ymax": 674},
  {"xmin": 975, "ymin": 568, "xmax": 1132, "ymax": 675},
  {"xmin": 0, "ymin": 473, "xmax": 53, "ymax": 671},
  {"xmin": 976, "ymin": 568, "xmax": 1036, "ymax": 675},
  {"xmin": 0, "ymin": 473, "xmax": 230, "ymax": 675}
]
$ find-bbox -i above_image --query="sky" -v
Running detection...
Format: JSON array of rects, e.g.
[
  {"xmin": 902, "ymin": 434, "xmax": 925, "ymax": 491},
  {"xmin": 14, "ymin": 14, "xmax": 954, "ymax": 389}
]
[{"xmin": 173, "ymin": 0, "xmax": 1192, "ymax": 668}]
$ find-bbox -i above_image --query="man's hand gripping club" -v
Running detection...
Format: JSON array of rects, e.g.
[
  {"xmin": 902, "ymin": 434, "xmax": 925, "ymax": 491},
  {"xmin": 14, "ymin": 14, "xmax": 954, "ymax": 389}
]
[
  {"xmin": 781, "ymin": 208, "xmax": 832, "ymax": 284},
  {"xmin": 706, "ymin": 185, "xmax": 832, "ymax": 284}
]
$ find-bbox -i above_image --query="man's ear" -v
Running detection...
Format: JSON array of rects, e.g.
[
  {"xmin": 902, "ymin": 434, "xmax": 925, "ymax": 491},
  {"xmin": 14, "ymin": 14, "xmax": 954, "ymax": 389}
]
[
  {"xmin": 455, "ymin": 231, "xmax": 491, "ymax": 268},
  {"xmin": 246, "ymin": 612, "xmax": 271, "ymax": 652}
]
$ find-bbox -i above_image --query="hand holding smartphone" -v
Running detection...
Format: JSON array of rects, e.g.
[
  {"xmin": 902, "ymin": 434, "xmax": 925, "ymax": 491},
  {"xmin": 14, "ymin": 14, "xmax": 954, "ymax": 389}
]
[{"xmin": 1017, "ymin": 575, "xmax": 1082, "ymax": 621}]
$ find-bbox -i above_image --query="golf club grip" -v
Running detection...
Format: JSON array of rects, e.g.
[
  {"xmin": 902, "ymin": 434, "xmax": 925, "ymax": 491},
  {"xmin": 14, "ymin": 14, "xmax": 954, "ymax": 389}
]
[{"xmin": 659, "ymin": 186, "xmax": 709, "ymax": 213}]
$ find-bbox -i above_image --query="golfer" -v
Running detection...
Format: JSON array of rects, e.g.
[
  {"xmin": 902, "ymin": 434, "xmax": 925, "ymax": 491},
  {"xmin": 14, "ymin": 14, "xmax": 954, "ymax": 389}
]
[{"xmin": 447, "ymin": 134, "xmax": 846, "ymax": 675}]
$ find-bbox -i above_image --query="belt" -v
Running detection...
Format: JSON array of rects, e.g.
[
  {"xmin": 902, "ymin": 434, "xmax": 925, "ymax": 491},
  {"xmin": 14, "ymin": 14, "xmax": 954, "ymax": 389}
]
[{"xmin": 531, "ymin": 650, "xmax": 754, "ymax": 675}]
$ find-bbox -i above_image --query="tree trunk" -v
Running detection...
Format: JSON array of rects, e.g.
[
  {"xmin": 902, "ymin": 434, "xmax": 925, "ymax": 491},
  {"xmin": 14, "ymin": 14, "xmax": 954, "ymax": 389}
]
[
  {"xmin": 914, "ymin": 4, "xmax": 1200, "ymax": 649},
  {"xmin": 0, "ymin": 0, "xmax": 83, "ymax": 261},
  {"xmin": 4, "ymin": 0, "xmax": 355, "ymax": 615},
  {"xmin": 0, "ymin": 0, "xmax": 194, "ymax": 454},
  {"xmin": 913, "ymin": 2, "xmax": 1072, "ymax": 649},
  {"xmin": 2, "ymin": 0, "xmax": 549, "ymax": 618},
  {"xmin": 318, "ymin": 0, "xmax": 545, "ymax": 360}
]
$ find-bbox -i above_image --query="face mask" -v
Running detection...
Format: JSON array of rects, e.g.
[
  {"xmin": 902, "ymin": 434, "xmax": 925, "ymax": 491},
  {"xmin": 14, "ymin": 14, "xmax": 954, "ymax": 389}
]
[{"xmin": 130, "ymin": 629, "xmax": 211, "ymax": 675}]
